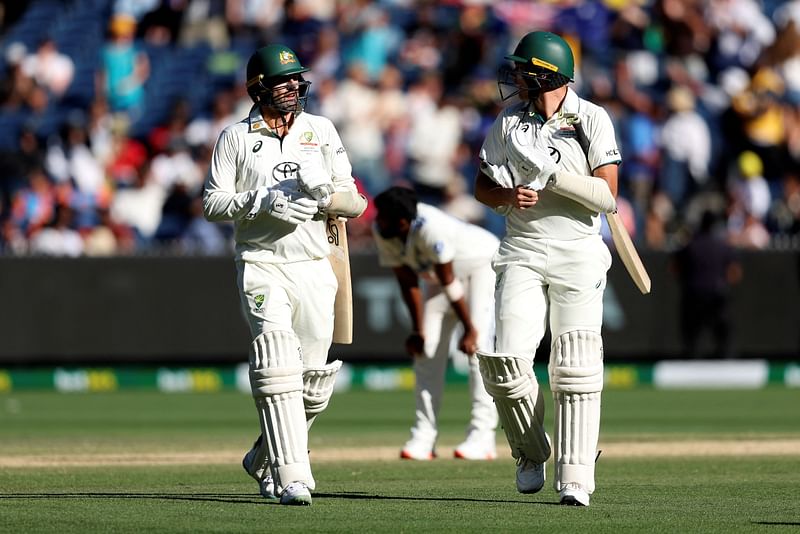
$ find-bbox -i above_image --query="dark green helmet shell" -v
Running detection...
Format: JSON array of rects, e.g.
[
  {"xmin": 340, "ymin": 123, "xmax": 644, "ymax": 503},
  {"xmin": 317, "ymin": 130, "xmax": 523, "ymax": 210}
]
[
  {"xmin": 505, "ymin": 31, "xmax": 574, "ymax": 81},
  {"xmin": 246, "ymin": 44, "xmax": 309, "ymax": 89}
]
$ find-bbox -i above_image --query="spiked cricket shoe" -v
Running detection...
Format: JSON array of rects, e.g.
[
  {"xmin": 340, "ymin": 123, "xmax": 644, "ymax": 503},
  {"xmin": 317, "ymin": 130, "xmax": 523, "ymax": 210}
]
[
  {"xmin": 400, "ymin": 439, "xmax": 436, "ymax": 460},
  {"xmin": 241, "ymin": 442, "xmax": 278, "ymax": 500},
  {"xmin": 515, "ymin": 456, "xmax": 546, "ymax": 493},
  {"xmin": 559, "ymin": 482, "xmax": 590, "ymax": 506},
  {"xmin": 280, "ymin": 482, "xmax": 312, "ymax": 506},
  {"xmin": 454, "ymin": 435, "xmax": 497, "ymax": 460}
]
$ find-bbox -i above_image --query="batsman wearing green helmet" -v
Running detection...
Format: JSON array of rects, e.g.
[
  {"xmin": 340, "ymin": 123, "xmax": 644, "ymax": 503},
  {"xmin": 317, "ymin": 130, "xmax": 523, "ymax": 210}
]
[
  {"xmin": 203, "ymin": 44, "xmax": 367, "ymax": 506},
  {"xmin": 473, "ymin": 31, "xmax": 622, "ymax": 507}
]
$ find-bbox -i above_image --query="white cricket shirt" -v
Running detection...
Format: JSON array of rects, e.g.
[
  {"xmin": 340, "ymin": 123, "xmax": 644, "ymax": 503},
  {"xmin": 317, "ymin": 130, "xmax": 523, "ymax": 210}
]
[
  {"xmin": 373, "ymin": 203, "xmax": 500, "ymax": 282},
  {"xmin": 203, "ymin": 105, "xmax": 358, "ymax": 263},
  {"xmin": 479, "ymin": 88, "xmax": 621, "ymax": 242}
]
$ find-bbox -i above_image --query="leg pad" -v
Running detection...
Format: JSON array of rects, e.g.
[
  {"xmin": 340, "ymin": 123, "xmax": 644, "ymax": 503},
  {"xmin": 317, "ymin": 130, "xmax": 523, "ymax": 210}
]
[
  {"xmin": 549, "ymin": 331, "xmax": 604, "ymax": 494},
  {"xmin": 477, "ymin": 351, "xmax": 551, "ymax": 463}
]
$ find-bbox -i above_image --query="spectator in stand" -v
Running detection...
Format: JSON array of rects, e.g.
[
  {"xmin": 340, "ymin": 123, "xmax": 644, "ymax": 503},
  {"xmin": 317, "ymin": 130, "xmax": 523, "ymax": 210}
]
[
  {"xmin": 10, "ymin": 166, "xmax": 55, "ymax": 237},
  {"xmin": 406, "ymin": 72, "xmax": 463, "ymax": 204},
  {"xmin": 97, "ymin": 14, "xmax": 150, "ymax": 121},
  {"xmin": 28, "ymin": 203, "xmax": 84, "ymax": 257},
  {"xmin": 21, "ymin": 38, "xmax": 74, "ymax": 99},
  {"xmin": 658, "ymin": 85, "xmax": 712, "ymax": 213}
]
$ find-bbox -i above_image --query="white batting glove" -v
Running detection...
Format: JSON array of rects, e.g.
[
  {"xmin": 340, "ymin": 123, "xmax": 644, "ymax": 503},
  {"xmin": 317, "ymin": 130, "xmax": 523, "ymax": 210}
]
[
  {"xmin": 506, "ymin": 126, "xmax": 557, "ymax": 191},
  {"xmin": 263, "ymin": 187, "xmax": 319, "ymax": 225},
  {"xmin": 298, "ymin": 160, "xmax": 335, "ymax": 206}
]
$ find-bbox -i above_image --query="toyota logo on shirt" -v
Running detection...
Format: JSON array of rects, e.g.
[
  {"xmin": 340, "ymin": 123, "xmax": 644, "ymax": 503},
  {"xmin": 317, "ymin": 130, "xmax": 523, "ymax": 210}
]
[{"xmin": 272, "ymin": 162, "xmax": 300, "ymax": 181}]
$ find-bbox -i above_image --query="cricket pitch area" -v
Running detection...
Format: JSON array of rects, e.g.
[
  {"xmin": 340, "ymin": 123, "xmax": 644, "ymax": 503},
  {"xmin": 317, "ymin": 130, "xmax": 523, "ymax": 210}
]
[{"xmin": 1, "ymin": 386, "xmax": 798, "ymax": 532}]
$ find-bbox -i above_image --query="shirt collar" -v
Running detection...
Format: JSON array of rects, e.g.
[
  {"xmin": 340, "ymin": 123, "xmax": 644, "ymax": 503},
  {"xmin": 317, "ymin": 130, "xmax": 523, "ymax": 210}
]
[
  {"xmin": 248, "ymin": 105, "xmax": 268, "ymax": 133},
  {"xmin": 557, "ymin": 88, "xmax": 581, "ymax": 124}
]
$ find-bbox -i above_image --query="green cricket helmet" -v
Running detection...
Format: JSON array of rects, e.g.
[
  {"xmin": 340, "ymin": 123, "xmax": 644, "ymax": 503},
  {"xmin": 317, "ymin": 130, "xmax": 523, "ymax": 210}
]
[
  {"xmin": 246, "ymin": 44, "xmax": 311, "ymax": 113},
  {"xmin": 498, "ymin": 31, "xmax": 575, "ymax": 101}
]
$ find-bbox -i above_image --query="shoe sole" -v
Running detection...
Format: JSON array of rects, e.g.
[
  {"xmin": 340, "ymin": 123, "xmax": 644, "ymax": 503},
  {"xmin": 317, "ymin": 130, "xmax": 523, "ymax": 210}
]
[
  {"xmin": 280, "ymin": 496, "xmax": 312, "ymax": 506},
  {"xmin": 517, "ymin": 484, "xmax": 545, "ymax": 494},
  {"xmin": 559, "ymin": 495, "xmax": 588, "ymax": 506},
  {"xmin": 453, "ymin": 450, "xmax": 497, "ymax": 460},
  {"xmin": 400, "ymin": 450, "xmax": 435, "ymax": 460}
]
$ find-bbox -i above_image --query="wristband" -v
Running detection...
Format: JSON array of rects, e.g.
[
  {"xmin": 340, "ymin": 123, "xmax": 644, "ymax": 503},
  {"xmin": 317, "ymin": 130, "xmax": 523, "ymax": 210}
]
[{"xmin": 443, "ymin": 279, "xmax": 465, "ymax": 302}]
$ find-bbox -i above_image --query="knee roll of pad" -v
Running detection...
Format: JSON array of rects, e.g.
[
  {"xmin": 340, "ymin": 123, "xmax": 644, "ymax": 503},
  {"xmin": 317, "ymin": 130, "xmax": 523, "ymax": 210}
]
[
  {"xmin": 477, "ymin": 351, "xmax": 551, "ymax": 463},
  {"xmin": 250, "ymin": 330, "xmax": 304, "ymax": 397},
  {"xmin": 549, "ymin": 330, "xmax": 604, "ymax": 394},
  {"xmin": 303, "ymin": 360, "xmax": 342, "ymax": 417}
]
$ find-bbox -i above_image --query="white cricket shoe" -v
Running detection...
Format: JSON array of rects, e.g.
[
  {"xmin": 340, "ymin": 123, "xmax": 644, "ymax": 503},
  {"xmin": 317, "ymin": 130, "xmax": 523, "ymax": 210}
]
[
  {"xmin": 559, "ymin": 482, "xmax": 590, "ymax": 506},
  {"xmin": 280, "ymin": 482, "xmax": 312, "ymax": 506},
  {"xmin": 400, "ymin": 439, "xmax": 436, "ymax": 461},
  {"xmin": 454, "ymin": 434, "xmax": 497, "ymax": 460},
  {"xmin": 515, "ymin": 456, "xmax": 546, "ymax": 494},
  {"xmin": 241, "ymin": 440, "xmax": 278, "ymax": 500}
]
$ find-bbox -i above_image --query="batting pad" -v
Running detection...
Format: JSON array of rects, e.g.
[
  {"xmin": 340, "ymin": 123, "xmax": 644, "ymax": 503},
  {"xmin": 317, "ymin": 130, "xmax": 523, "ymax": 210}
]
[
  {"xmin": 477, "ymin": 351, "xmax": 551, "ymax": 464},
  {"xmin": 250, "ymin": 330, "xmax": 314, "ymax": 490},
  {"xmin": 549, "ymin": 330, "xmax": 604, "ymax": 494},
  {"xmin": 303, "ymin": 360, "xmax": 342, "ymax": 429}
]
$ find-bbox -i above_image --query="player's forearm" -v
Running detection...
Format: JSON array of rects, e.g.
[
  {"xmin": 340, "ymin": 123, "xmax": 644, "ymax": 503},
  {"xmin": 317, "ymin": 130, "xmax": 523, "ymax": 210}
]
[
  {"xmin": 325, "ymin": 190, "xmax": 368, "ymax": 218},
  {"xmin": 548, "ymin": 171, "xmax": 617, "ymax": 213},
  {"xmin": 449, "ymin": 298, "xmax": 475, "ymax": 333},
  {"xmin": 400, "ymin": 286, "xmax": 425, "ymax": 334},
  {"xmin": 474, "ymin": 171, "xmax": 513, "ymax": 209},
  {"xmin": 202, "ymin": 188, "xmax": 261, "ymax": 222}
]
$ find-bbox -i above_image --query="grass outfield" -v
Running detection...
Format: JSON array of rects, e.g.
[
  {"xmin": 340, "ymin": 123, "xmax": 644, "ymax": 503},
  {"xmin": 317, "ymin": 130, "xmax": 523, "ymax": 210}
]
[{"xmin": 1, "ymin": 386, "xmax": 799, "ymax": 532}]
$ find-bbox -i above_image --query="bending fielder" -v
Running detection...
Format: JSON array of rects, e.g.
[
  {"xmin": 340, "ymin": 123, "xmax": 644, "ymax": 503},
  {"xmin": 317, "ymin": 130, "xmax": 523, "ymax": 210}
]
[
  {"xmin": 372, "ymin": 187, "xmax": 499, "ymax": 461},
  {"xmin": 203, "ymin": 44, "xmax": 367, "ymax": 506},
  {"xmin": 474, "ymin": 31, "xmax": 621, "ymax": 507}
]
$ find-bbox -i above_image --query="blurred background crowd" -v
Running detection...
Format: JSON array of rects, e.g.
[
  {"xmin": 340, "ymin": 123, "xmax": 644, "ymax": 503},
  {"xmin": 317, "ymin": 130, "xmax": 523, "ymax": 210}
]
[{"xmin": 1, "ymin": 0, "xmax": 799, "ymax": 257}]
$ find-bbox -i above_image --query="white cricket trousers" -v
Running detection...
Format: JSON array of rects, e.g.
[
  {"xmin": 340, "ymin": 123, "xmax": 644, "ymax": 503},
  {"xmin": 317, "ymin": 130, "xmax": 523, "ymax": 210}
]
[
  {"xmin": 235, "ymin": 258, "xmax": 337, "ymax": 367},
  {"xmin": 409, "ymin": 264, "xmax": 499, "ymax": 446},
  {"xmin": 493, "ymin": 234, "xmax": 611, "ymax": 355}
]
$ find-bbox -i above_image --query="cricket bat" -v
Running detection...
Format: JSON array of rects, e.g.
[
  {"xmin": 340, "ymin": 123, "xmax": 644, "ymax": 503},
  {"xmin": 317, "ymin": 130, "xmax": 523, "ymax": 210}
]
[
  {"xmin": 321, "ymin": 144, "xmax": 353, "ymax": 344},
  {"xmin": 327, "ymin": 216, "xmax": 352, "ymax": 343},
  {"xmin": 606, "ymin": 210, "xmax": 651, "ymax": 294}
]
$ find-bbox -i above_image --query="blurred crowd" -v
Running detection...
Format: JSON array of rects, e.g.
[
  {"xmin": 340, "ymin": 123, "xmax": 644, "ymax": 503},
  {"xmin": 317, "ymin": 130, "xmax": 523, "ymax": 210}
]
[{"xmin": 1, "ymin": 0, "xmax": 799, "ymax": 257}]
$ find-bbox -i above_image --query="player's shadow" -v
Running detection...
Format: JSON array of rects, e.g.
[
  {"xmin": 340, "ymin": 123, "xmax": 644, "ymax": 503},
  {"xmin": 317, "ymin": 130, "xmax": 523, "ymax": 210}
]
[
  {"xmin": 314, "ymin": 491, "xmax": 561, "ymax": 505},
  {"xmin": 0, "ymin": 493, "xmax": 269, "ymax": 505},
  {"xmin": 0, "ymin": 491, "xmax": 560, "ymax": 506}
]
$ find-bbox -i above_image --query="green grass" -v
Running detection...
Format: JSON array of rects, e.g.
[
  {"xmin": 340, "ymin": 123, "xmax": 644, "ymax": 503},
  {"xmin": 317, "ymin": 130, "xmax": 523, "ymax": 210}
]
[{"xmin": 1, "ymin": 386, "xmax": 799, "ymax": 532}]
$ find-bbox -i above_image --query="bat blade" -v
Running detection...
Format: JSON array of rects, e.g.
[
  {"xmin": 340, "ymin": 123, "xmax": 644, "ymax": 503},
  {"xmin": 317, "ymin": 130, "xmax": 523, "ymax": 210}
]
[
  {"xmin": 606, "ymin": 211, "xmax": 651, "ymax": 294},
  {"xmin": 327, "ymin": 216, "xmax": 353, "ymax": 344}
]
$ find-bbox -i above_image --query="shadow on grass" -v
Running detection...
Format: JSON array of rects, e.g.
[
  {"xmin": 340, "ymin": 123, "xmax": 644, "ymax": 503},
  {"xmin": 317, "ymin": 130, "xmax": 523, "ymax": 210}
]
[
  {"xmin": 0, "ymin": 492, "xmax": 558, "ymax": 506},
  {"xmin": 752, "ymin": 522, "xmax": 800, "ymax": 527}
]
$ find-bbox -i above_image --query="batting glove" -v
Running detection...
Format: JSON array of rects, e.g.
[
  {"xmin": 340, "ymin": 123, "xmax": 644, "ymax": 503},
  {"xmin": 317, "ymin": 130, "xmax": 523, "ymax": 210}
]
[
  {"xmin": 263, "ymin": 187, "xmax": 319, "ymax": 225},
  {"xmin": 506, "ymin": 126, "xmax": 557, "ymax": 191},
  {"xmin": 298, "ymin": 160, "xmax": 336, "ymax": 205}
]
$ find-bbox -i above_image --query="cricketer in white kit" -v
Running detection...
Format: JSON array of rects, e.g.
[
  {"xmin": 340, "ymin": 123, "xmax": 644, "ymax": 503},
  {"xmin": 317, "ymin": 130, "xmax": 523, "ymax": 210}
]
[
  {"xmin": 372, "ymin": 186, "xmax": 499, "ymax": 461},
  {"xmin": 474, "ymin": 31, "xmax": 621, "ymax": 506},
  {"xmin": 203, "ymin": 44, "xmax": 366, "ymax": 506}
]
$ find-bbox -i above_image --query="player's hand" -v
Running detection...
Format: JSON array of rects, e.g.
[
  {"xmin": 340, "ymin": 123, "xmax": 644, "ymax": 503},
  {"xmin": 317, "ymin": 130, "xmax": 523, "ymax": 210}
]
[
  {"xmin": 263, "ymin": 188, "xmax": 318, "ymax": 225},
  {"xmin": 506, "ymin": 126, "xmax": 557, "ymax": 190},
  {"xmin": 506, "ymin": 185, "xmax": 539, "ymax": 209},
  {"xmin": 298, "ymin": 159, "xmax": 335, "ymax": 203},
  {"xmin": 458, "ymin": 327, "xmax": 479, "ymax": 355},
  {"xmin": 405, "ymin": 332, "xmax": 425, "ymax": 358}
]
